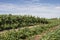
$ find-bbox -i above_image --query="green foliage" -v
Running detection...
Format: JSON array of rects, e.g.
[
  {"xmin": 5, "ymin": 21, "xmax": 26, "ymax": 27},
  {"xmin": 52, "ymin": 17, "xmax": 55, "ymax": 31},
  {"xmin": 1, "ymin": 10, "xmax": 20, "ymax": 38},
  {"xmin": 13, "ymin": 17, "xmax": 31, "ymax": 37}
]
[
  {"xmin": 40, "ymin": 26, "xmax": 60, "ymax": 40},
  {"xmin": 0, "ymin": 19, "xmax": 60, "ymax": 40},
  {"xmin": 0, "ymin": 14, "xmax": 60, "ymax": 40},
  {"xmin": 0, "ymin": 14, "xmax": 49, "ymax": 31}
]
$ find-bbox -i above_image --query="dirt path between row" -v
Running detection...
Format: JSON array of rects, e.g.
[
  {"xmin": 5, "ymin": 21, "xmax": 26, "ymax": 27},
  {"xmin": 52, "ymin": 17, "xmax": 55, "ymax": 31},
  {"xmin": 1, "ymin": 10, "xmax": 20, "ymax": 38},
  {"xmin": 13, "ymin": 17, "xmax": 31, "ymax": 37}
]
[
  {"xmin": 29, "ymin": 25, "xmax": 60, "ymax": 40},
  {"xmin": 0, "ymin": 24, "xmax": 46, "ymax": 34}
]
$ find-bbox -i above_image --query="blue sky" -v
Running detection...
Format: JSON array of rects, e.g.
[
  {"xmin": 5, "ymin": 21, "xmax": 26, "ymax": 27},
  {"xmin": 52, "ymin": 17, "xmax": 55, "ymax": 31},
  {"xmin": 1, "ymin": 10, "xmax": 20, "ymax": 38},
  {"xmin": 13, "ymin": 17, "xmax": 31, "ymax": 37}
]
[{"xmin": 0, "ymin": 0, "xmax": 60, "ymax": 18}]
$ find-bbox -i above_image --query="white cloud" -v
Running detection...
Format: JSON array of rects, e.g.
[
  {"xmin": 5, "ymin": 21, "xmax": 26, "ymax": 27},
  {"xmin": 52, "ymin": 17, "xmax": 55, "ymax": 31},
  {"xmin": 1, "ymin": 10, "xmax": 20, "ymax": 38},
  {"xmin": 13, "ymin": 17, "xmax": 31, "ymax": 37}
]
[{"xmin": 0, "ymin": 3, "xmax": 60, "ymax": 18}]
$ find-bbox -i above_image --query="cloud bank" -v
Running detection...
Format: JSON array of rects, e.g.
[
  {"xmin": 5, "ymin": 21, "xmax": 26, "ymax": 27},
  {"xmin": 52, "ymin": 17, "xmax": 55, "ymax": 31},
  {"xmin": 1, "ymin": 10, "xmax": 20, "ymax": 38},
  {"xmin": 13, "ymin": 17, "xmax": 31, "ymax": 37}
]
[{"xmin": 0, "ymin": 0, "xmax": 60, "ymax": 18}]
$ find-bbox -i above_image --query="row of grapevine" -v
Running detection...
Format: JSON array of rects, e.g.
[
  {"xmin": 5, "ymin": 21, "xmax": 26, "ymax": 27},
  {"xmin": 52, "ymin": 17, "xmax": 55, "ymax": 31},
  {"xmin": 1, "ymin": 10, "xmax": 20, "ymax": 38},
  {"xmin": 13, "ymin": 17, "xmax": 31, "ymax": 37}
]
[
  {"xmin": 0, "ymin": 14, "xmax": 48, "ymax": 31},
  {"xmin": 40, "ymin": 25, "xmax": 60, "ymax": 40},
  {"xmin": 0, "ymin": 19, "xmax": 60, "ymax": 40}
]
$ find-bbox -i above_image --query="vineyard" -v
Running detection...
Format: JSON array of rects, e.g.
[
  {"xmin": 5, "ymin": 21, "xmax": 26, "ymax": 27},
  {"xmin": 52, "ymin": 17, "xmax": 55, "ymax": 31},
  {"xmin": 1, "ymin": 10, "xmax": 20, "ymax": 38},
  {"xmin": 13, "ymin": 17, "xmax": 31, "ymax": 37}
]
[{"xmin": 0, "ymin": 14, "xmax": 60, "ymax": 40}]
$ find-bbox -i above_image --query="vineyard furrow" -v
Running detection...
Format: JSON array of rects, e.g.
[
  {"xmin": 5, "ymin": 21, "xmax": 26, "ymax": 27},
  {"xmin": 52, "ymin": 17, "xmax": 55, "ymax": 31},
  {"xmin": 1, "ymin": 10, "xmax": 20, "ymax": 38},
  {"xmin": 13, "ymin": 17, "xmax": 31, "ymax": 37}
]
[{"xmin": 27, "ymin": 25, "xmax": 60, "ymax": 40}]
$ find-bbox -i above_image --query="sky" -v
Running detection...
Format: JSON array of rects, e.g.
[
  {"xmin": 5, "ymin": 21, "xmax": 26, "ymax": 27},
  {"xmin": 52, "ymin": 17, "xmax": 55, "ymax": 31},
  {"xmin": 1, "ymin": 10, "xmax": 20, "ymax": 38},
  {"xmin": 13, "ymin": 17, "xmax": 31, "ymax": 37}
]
[{"xmin": 0, "ymin": 0, "xmax": 60, "ymax": 18}]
